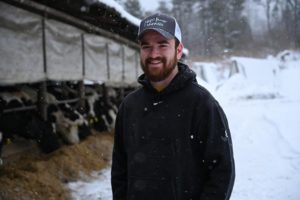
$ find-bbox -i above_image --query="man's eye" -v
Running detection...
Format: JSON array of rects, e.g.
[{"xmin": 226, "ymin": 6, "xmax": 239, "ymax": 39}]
[
  {"xmin": 160, "ymin": 44, "xmax": 168, "ymax": 48},
  {"xmin": 141, "ymin": 45, "xmax": 150, "ymax": 49}
]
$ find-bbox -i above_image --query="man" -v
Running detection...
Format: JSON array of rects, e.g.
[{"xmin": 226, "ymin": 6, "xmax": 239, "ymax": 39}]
[{"xmin": 111, "ymin": 13, "xmax": 235, "ymax": 200}]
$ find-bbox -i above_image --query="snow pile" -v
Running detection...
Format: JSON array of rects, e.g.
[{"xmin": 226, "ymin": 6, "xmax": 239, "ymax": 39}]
[
  {"xmin": 216, "ymin": 73, "xmax": 279, "ymax": 101},
  {"xmin": 193, "ymin": 52, "xmax": 300, "ymax": 101},
  {"xmin": 192, "ymin": 61, "xmax": 223, "ymax": 88},
  {"xmin": 277, "ymin": 50, "xmax": 300, "ymax": 69}
]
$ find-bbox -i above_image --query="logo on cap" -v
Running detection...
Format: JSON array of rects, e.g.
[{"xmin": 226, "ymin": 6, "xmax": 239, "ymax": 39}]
[
  {"xmin": 138, "ymin": 13, "xmax": 182, "ymax": 43},
  {"xmin": 144, "ymin": 17, "xmax": 167, "ymax": 28}
]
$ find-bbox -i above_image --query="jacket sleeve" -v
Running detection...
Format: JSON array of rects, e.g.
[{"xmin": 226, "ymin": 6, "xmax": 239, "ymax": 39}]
[
  {"xmin": 111, "ymin": 104, "xmax": 127, "ymax": 200},
  {"xmin": 199, "ymin": 99, "xmax": 235, "ymax": 200}
]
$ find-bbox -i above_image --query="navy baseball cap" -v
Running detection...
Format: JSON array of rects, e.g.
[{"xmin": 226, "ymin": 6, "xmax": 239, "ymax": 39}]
[{"xmin": 138, "ymin": 13, "xmax": 182, "ymax": 43}]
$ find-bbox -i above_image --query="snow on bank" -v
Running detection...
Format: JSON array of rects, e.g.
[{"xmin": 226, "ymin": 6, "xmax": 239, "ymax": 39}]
[{"xmin": 67, "ymin": 51, "xmax": 300, "ymax": 200}]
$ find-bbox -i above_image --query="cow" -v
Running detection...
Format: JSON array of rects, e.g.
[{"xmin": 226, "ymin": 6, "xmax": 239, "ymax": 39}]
[
  {"xmin": 59, "ymin": 103, "xmax": 92, "ymax": 141},
  {"xmin": 47, "ymin": 81, "xmax": 78, "ymax": 101},
  {"xmin": 0, "ymin": 88, "xmax": 61, "ymax": 157},
  {"xmin": 47, "ymin": 103, "xmax": 91, "ymax": 145},
  {"xmin": 96, "ymin": 95, "xmax": 117, "ymax": 132},
  {"xmin": 18, "ymin": 82, "xmax": 92, "ymax": 145},
  {"xmin": 84, "ymin": 88, "xmax": 117, "ymax": 132},
  {"xmin": 24, "ymin": 112, "xmax": 61, "ymax": 153},
  {"xmin": 84, "ymin": 90, "xmax": 108, "ymax": 132}
]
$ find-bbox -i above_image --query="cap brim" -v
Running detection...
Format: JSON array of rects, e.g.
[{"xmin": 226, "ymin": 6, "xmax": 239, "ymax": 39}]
[{"xmin": 138, "ymin": 28, "xmax": 174, "ymax": 41}]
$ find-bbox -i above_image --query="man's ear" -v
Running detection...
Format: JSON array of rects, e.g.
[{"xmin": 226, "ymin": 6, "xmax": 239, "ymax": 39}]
[{"xmin": 176, "ymin": 43, "xmax": 184, "ymax": 60}]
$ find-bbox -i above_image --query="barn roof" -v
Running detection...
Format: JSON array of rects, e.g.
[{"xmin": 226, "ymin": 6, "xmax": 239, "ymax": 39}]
[{"xmin": 4, "ymin": 0, "xmax": 141, "ymax": 47}]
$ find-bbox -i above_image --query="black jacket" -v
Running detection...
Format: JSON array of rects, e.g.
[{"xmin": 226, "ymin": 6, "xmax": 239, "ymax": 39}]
[{"xmin": 111, "ymin": 63, "xmax": 235, "ymax": 200}]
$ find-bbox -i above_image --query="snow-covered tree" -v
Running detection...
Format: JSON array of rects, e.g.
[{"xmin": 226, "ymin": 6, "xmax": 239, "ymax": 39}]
[
  {"xmin": 124, "ymin": 0, "xmax": 143, "ymax": 18},
  {"xmin": 157, "ymin": 0, "xmax": 171, "ymax": 15}
]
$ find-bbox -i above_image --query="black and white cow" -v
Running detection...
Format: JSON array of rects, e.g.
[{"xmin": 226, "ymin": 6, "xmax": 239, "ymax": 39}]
[
  {"xmin": 0, "ymin": 89, "xmax": 33, "ymax": 108},
  {"xmin": 22, "ymin": 85, "xmax": 92, "ymax": 144},
  {"xmin": 84, "ymin": 90, "xmax": 107, "ymax": 132},
  {"xmin": 47, "ymin": 103, "xmax": 91, "ymax": 145},
  {"xmin": 0, "ymin": 83, "xmax": 120, "ymax": 160},
  {"xmin": 47, "ymin": 81, "xmax": 78, "ymax": 101},
  {"xmin": 0, "ymin": 88, "xmax": 61, "ymax": 156},
  {"xmin": 84, "ymin": 86, "xmax": 118, "ymax": 133}
]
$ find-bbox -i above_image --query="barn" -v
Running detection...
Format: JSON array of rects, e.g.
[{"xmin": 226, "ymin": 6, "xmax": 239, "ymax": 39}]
[{"xmin": 0, "ymin": 0, "xmax": 142, "ymax": 164}]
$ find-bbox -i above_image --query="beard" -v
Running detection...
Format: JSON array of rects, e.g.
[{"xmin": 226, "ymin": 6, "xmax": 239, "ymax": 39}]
[{"xmin": 141, "ymin": 52, "xmax": 178, "ymax": 82}]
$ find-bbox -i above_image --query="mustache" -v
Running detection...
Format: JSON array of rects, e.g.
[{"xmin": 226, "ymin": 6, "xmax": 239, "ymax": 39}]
[{"xmin": 145, "ymin": 57, "xmax": 165, "ymax": 64}]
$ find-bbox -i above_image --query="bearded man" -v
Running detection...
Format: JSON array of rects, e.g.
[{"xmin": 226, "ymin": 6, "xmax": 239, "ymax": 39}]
[{"xmin": 111, "ymin": 13, "xmax": 235, "ymax": 200}]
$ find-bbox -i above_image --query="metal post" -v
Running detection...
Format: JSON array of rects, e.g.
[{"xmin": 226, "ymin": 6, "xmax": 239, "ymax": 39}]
[
  {"xmin": 78, "ymin": 34, "xmax": 86, "ymax": 113},
  {"xmin": 121, "ymin": 45, "xmax": 125, "ymax": 82},
  {"xmin": 81, "ymin": 34, "xmax": 85, "ymax": 77},
  {"xmin": 78, "ymin": 81, "xmax": 85, "ymax": 113},
  {"xmin": 39, "ymin": 17, "xmax": 48, "ymax": 121},
  {"xmin": 135, "ymin": 51, "xmax": 139, "ymax": 79},
  {"xmin": 106, "ymin": 43, "xmax": 110, "ymax": 80},
  {"xmin": 102, "ymin": 83, "xmax": 108, "ymax": 104},
  {"xmin": 38, "ymin": 81, "xmax": 47, "ymax": 121},
  {"xmin": 42, "ymin": 18, "xmax": 47, "ymax": 74}
]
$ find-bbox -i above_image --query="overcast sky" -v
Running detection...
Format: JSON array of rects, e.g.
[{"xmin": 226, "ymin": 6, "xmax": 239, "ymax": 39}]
[{"xmin": 138, "ymin": 0, "xmax": 172, "ymax": 12}]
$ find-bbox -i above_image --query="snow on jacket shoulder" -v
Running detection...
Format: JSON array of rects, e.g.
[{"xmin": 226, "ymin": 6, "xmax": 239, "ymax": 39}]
[{"xmin": 111, "ymin": 63, "xmax": 235, "ymax": 200}]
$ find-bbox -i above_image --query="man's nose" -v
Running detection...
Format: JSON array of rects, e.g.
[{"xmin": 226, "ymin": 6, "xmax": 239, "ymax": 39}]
[{"xmin": 148, "ymin": 47, "xmax": 160, "ymax": 58}]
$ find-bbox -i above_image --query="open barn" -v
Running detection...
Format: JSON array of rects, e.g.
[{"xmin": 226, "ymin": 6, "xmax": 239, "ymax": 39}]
[{"xmin": 0, "ymin": 0, "xmax": 141, "ymax": 168}]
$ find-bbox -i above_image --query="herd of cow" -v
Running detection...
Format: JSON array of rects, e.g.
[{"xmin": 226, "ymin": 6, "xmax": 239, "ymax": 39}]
[{"xmin": 0, "ymin": 82, "xmax": 130, "ymax": 165}]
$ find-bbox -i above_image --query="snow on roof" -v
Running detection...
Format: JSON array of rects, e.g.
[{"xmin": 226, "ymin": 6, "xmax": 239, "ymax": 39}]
[{"xmin": 97, "ymin": 0, "xmax": 141, "ymax": 26}]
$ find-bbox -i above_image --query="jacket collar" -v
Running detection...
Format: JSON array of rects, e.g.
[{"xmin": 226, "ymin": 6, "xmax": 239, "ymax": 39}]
[{"xmin": 138, "ymin": 62, "xmax": 197, "ymax": 96}]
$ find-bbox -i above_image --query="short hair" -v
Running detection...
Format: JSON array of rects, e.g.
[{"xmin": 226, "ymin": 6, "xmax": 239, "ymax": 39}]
[{"xmin": 175, "ymin": 39, "xmax": 180, "ymax": 49}]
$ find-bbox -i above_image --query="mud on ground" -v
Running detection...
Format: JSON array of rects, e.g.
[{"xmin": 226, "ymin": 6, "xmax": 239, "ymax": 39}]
[{"xmin": 0, "ymin": 130, "xmax": 114, "ymax": 200}]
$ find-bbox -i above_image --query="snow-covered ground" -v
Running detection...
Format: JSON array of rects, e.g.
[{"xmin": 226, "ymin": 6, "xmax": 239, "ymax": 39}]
[{"xmin": 67, "ymin": 51, "xmax": 300, "ymax": 200}]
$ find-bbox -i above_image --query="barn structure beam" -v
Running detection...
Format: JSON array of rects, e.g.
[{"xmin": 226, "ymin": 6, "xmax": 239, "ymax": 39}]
[{"xmin": 1, "ymin": 0, "xmax": 139, "ymax": 50}]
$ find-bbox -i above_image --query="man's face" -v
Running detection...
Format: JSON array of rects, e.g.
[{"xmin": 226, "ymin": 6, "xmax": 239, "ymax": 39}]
[{"xmin": 139, "ymin": 30, "xmax": 182, "ymax": 82}]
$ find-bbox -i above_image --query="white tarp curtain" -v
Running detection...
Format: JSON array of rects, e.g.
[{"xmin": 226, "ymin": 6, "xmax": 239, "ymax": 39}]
[
  {"xmin": 84, "ymin": 34, "xmax": 108, "ymax": 82},
  {"xmin": 137, "ymin": 56, "xmax": 143, "ymax": 78},
  {"xmin": 0, "ymin": 1, "xmax": 45, "ymax": 85},
  {"xmin": 0, "ymin": 1, "xmax": 140, "ymax": 85},
  {"xmin": 124, "ymin": 45, "xmax": 138, "ymax": 84},
  {"xmin": 108, "ymin": 42, "xmax": 123, "ymax": 82},
  {"xmin": 45, "ymin": 19, "xmax": 83, "ymax": 81}
]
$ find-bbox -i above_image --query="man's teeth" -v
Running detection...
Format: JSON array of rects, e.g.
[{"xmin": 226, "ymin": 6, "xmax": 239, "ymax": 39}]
[{"xmin": 150, "ymin": 61, "xmax": 161, "ymax": 64}]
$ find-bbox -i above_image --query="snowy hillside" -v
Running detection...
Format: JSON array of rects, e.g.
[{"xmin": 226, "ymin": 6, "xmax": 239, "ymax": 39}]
[{"xmin": 67, "ymin": 51, "xmax": 300, "ymax": 200}]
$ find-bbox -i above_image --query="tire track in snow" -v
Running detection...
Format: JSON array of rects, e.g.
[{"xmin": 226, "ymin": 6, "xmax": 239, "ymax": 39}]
[{"xmin": 263, "ymin": 115, "xmax": 300, "ymax": 158}]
